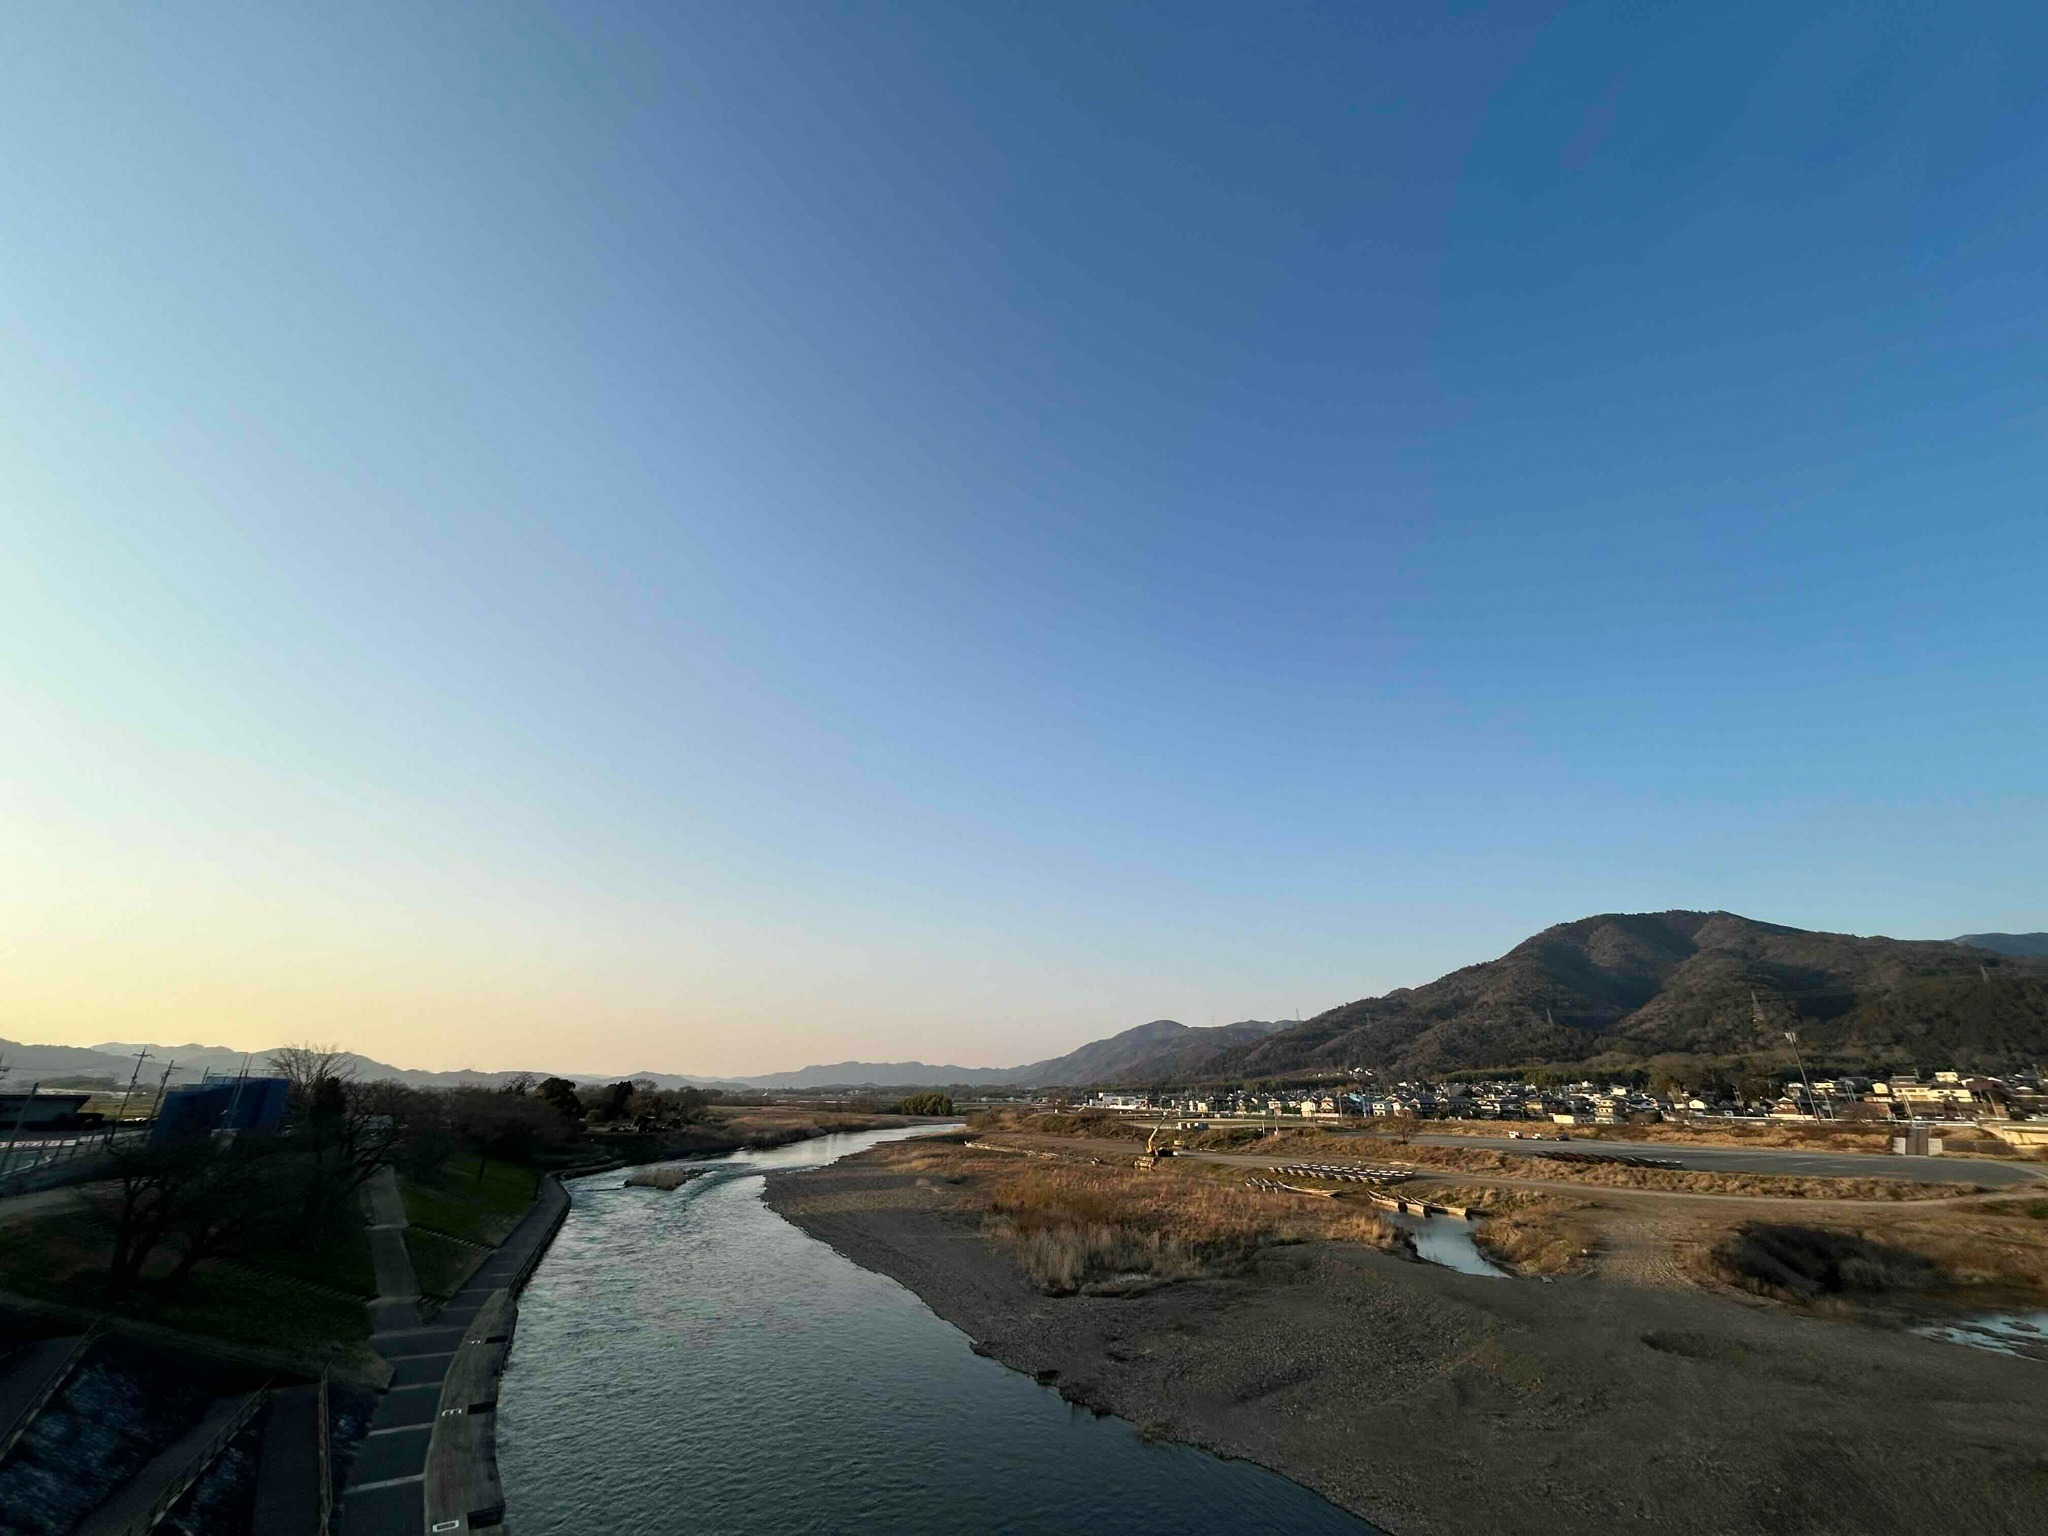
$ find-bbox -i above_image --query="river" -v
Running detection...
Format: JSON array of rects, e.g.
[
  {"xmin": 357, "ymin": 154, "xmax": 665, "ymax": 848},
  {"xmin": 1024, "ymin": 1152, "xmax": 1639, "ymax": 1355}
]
[{"xmin": 497, "ymin": 1125, "xmax": 1375, "ymax": 1534}]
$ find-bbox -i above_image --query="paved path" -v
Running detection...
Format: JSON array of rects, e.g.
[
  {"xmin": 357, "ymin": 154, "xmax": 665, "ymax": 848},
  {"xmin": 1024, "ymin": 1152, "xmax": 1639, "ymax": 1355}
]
[
  {"xmin": 361, "ymin": 1167, "xmax": 422, "ymax": 1332},
  {"xmin": 76, "ymin": 1391, "xmax": 265, "ymax": 1536},
  {"xmin": 1187, "ymin": 1151, "xmax": 2033, "ymax": 1208},
  {"xmin": 339, "ymin": 1178, "xmax": 568, "ymax": 1536},
  {"xmin": 252, "ymin": 1382, "xmax": 327, "ymax": 1536},
  {"xmin": 0, "ymin": 1183, "xmax": 97, "ymax": 1228},
  {"xmin": 1396, "ymin": 1132, "xmax": 2047, "ymax": 1187}
]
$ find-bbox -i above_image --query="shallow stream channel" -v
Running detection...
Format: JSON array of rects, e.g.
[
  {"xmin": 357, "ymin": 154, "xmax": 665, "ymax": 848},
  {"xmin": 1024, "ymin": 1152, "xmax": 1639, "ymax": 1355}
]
[
  {"xmin": 498, "ymin": 1125, "xmax": 1377, "ymax": 1534},
  {"xmin": 1385, "ymin": 1212, "xmax": 1508, "ymax": 1278}
]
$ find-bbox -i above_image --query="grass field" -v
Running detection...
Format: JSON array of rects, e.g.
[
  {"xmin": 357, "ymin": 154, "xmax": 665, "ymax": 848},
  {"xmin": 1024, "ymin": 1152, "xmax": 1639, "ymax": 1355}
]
[
  {"xmin": 0, "ymin": 1207, "xmax": 367, "ymax": 1356},
  {"xmin": 407, "ymin": 1226, "xmax": 488, "ymax": 1298},
  {"xmin": 400, "ymin": 1155, "xmax": 541, "ymax": 1245},
  {"xmin": 239, "ymin": 1217, "xmax": 377, "ymax": 1298}
]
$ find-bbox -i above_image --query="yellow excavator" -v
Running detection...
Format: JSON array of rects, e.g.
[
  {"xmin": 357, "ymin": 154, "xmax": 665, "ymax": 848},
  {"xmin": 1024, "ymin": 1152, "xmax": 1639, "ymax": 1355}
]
[{"xmin": 1133, "ymin": 1121, "xmax": 1181, "ymax": 1169}]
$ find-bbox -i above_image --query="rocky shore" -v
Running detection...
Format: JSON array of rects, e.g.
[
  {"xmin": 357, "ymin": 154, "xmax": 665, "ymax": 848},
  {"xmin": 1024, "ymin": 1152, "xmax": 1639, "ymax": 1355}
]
[{"xmin": 764, "ymin": 1143, "xmax": 2048, "ymax": 1536}]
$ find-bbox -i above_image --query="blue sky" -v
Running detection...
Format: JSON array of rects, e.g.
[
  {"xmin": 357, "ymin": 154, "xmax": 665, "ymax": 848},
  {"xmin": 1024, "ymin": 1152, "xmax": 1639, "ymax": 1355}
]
[{"xmin": 3, "ymin": 2, "xmax": 2043, "ymax": 1075}]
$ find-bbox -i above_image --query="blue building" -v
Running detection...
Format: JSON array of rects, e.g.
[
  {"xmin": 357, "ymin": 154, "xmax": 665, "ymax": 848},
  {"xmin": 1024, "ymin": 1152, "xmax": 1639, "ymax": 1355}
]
[{"xmin": 150, "ymin": 1074, "xmax": 290, "ymax": 1145}]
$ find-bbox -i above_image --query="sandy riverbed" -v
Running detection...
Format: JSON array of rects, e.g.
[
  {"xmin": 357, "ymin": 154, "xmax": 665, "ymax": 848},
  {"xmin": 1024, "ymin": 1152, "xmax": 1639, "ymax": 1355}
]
[{"xmin": 764, "ymin": 1142, "xmax": 2048, "ymax": 1536}]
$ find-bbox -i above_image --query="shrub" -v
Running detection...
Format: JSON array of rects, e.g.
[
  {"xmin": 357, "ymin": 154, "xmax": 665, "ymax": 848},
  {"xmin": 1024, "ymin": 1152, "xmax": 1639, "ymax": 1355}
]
[{"xmin": 1716, "ymin": 1223, "xmax": 1941, "ymax": 1300}]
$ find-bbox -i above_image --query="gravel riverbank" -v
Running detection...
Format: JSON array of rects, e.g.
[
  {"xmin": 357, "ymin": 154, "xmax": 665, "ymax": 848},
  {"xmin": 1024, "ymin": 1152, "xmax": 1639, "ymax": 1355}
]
[{"xmin": 764, "ymin": 1143, "xmax": 2048, "ymax": 1536}]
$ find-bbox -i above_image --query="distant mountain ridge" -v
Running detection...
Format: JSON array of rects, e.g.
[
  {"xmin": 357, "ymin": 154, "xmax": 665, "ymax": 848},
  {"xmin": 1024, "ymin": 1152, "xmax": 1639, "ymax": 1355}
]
[
  {"xmin": 1957, "ymin": 932, "xmax": 2048, "ymax": 959},
  {"xmin": 1208, "ymin": 911, "xmax": 2048, "ymax": 1081},
  {"xmin": 0, "ymin": 1040, "xmax": 746, "ymax": 1093},
  {"xmin": 729, "ymin": 1020, "xmax": 1294, "ymax": 1089},
  {"xmin": 736, "ymin": 1060, "xmax": 1028, "ymax": 1090},
  {"xmin": 1012, "ymin": 1018, "xmax": 1291, "ymax": 1086},
  {"xmin": 0, "ymin": 1018, "xmax": 1294, "ymax": 1094},
  {"xmin": 12, "ymin": 915, "xmax": 2039, "ymax": 1092}
]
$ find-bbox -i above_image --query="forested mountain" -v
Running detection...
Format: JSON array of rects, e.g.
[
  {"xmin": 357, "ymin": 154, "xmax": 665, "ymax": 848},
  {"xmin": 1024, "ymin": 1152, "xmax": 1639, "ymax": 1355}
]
[{"xmin": 1206, "ymin": 911, "xmax": 2048, "ymax": 1081}]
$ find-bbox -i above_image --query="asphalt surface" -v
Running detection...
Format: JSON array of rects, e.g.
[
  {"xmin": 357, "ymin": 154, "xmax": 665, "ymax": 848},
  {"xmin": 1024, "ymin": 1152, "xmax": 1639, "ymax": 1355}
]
[{"xmin": 1392, "ymin": 1131, "xmax": 2046, "ymax": 1187}]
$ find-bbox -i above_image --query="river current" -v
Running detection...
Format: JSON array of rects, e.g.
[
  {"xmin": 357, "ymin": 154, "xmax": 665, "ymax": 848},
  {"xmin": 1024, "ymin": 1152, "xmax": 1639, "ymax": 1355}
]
[{"xmin": 497, "ymin": 1125, "xmax": 1374, "ymax": 1534}]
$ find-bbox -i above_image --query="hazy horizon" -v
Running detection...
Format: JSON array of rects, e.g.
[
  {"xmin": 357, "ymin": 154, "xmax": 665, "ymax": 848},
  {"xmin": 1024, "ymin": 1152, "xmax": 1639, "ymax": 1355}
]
[
  {"xmin": 6, "ymin": 905, "xmax": 2028, "ymax": 1081},
  {"xmin": 6, "ymin": 4, "xmax": 2043, "ymax": 1080}
]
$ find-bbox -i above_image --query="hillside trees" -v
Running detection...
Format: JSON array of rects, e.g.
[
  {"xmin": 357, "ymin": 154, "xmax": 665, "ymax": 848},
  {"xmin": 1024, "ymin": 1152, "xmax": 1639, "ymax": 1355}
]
[{"xmin": 535, "ymin": 1076, "xmax": 587, "ymax": 1122}]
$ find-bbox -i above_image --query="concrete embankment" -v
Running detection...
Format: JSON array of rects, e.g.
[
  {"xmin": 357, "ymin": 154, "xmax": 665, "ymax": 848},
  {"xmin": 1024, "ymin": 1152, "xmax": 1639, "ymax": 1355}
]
[{"xmin": 337, "ymin": 1177, "xmax": 571, "ymax": 1536}]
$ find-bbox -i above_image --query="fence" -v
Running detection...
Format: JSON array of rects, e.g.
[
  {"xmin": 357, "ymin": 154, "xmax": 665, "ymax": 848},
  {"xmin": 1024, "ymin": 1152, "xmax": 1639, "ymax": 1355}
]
[{"xmin": 0, "ymin": 1127, "xmax": 149, "ymax": 1193}]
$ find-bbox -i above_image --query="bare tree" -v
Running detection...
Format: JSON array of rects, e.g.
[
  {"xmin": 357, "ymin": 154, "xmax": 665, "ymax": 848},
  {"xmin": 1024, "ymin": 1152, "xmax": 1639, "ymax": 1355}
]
[
  {"xmin": 267, "ymin": 1042, "xmax": 357, "ymax": 1111},
  {"xmin": 97, "ymin": 1138, "xmax": 290, "ymax": 1302},
  {"xmin": 268, "ymin": 1040, "xmax": 356, "ymax": 1114}
]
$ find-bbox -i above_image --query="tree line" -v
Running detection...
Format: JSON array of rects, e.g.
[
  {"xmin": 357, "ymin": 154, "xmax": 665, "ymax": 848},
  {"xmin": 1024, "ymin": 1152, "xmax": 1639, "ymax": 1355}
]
[{"xmin": 96, "ymin": 1046, "xmax": 721, "ymax": 1307}]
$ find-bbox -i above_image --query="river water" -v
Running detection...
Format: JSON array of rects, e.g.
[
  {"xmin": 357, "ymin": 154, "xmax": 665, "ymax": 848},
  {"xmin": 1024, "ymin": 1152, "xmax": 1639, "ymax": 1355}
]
[
  {"xmin": 1388, "ymin": 1212, "xmax": 1507, "ymax": 1278},
  {"xmin": 497, "ymin": 1126, "xmax": 1375, "ymax": 1534},
  {"xmin": 1912, "ymin": 1309, "xmax": 2048, "ymax": 1361}
]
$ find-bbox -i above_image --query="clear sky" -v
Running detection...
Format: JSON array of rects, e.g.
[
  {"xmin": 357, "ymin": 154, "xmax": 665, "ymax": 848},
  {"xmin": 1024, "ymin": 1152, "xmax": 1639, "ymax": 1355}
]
[{"xmin": 4, "ymin": 2, "xmax": 2043, "ymax": 1078}]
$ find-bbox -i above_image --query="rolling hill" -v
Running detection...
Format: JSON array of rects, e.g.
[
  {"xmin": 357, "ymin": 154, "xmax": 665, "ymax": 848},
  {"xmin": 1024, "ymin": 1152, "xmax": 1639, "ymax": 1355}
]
[
  {"xmin": 731, "ymin": 1060, "xmax": 1027, "ymax": 1090},
  {"xmin": 731, "ymin": 1020, "xmax": 1293, "ymax": 1089},
  {"xmin": 0, "ymin": 1019, "xmax": 1294, "ymax": 1095},
  {"xmin": 0, "ymin": 1040, "xmax": 743, "ymax": 1093},
  {"xmin": 1206, "ymin": 910, "xmax": 2048, "ymax": 1081},
  {"xmin": 1010, "ymin": 1018, "xmax": 1292, "ymax": 1087},
  {"xmin": 1958, "ymin": 932, "xmax": 2048, "ymax": 959}
]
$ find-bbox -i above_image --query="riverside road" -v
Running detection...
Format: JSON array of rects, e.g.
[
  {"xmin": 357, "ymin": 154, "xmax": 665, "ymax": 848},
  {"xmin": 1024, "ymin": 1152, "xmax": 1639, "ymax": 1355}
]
[
  {"xmin": 1123, "ymin": 1119, "xmax": 2047, "ymax": 1188},
  {"xmin": 1363, "ymin": 1131, "xmax": 2045, "ymax": 1187}
]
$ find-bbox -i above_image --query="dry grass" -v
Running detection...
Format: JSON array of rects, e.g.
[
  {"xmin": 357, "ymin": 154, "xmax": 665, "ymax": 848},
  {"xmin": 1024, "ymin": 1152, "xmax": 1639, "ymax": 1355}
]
[
  {"xmin": 1476, "ymin": 1206, "xmax": 1604, "ymax": 1277},
  {"xmin": 902, "ymin": 1142, "xmax": 1405, "ymax": 1294},
  {"xmin": 1851, "ymin": 1203, "xmax": 2048, "ymax": 1300}
]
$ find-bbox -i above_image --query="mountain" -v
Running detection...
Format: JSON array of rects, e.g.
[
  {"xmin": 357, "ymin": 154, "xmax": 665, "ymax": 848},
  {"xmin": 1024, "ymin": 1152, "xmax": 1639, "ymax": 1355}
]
[
  {"xmin": 1958, "ymin": 933, "xmax": 2048, "ymax": 959},
  {"xmin": 1206, "ymin": 911, "xmax": 2048, "ymax": 1081},
  {"xmin": 716, "ymin": 1022, "xmax": 1295, "ymax": 1090},
  {"xmin": 0, "ymin": 1041, "xmax": 740, "ymax": 1093},
  {"xmin": 734, "ymin": 1061, "xmax": 1027, "ymax": 1090},
  {"xmin": 1009, "ymin": 1019, "xmax": 1293, "ymax": 1087}
]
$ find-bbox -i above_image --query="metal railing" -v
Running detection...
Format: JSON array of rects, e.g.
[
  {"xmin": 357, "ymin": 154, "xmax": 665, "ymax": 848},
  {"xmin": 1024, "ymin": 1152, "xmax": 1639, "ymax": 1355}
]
[
  {"xmin": 0, "ymin": 1127, "xmax": 150, "ymax": 1192},
  {"xmin": 113, "ymin": 1388, "xmax": 270, "ymax": 1536}
]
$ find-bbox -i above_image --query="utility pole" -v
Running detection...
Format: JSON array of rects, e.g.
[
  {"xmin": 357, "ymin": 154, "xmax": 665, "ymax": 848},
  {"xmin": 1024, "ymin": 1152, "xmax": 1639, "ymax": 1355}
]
[
  {"xmin": 223, "ymin": 1053, "xmax": 252, "ymax": 1130},
  {"xmin": 107, "ymin": 1048, "xmax": 151, "ymax": 1147},
  {"xmin": 148, "ymin": 1061, "xmax": 176, "ymax": 1141},
  {"xmin": 1782, "ymin": 1028, "xmax": 1822, "ymax": 1118}
]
